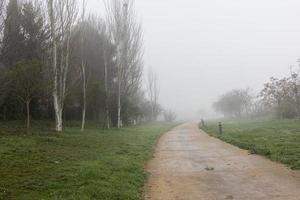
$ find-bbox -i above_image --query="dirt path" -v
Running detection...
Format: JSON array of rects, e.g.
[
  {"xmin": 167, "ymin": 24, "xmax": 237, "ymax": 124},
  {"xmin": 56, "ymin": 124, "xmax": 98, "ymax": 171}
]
[{"xmin": 144, "ymin": 123, "xmax": 300, "ymax": 200}]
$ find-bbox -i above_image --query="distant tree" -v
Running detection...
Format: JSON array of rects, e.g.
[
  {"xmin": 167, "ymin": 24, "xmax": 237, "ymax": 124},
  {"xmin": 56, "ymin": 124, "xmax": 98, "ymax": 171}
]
[
  {"xmin": 10, "ymin": 60, "xmax": 46, "ymax": 132},
  {"xmin": 260, "ymin": 77, "xmax": 297, "ymax": 118},
  {"xmin": 250, "ymin": 98, "xmax": 269, "ymax": 118},
  {"xmin": 213, "ymin": 89, "xmax": 252, "ymax": 118},
  {"xmin": 163, "ymin": 109, "xmax": 176, "ymax": 122},
  {"xmin": 146, "ymin": 67, "xmax": 160, "ymax": 121},
  {"xmin": 289, "ymin": 68, "xmax": 300, "ymax": 118},
  {"xmin": 133, "ymin": 91, "xmax": 151, "ymax": 121},
  {"xmin": 101, "ymin": 23, "xmax": 112, "ymax": 129},
  {"xmin": 197, "ymin": 109, "xmax": 208, "ymax": 119},
  {"xmin": 67, "ymin": 15, "xmax": 117, "ymax": 126}
]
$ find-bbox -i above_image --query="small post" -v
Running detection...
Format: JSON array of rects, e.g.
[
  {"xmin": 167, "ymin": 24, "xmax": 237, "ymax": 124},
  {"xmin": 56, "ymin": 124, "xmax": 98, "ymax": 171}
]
[
  {"xmin": 218, "ymin": 122, "xmax": 223, "ymax": 134},
  {"xmin": 201, "ymin": 119, "xmax": 205, "ymax": 127}
]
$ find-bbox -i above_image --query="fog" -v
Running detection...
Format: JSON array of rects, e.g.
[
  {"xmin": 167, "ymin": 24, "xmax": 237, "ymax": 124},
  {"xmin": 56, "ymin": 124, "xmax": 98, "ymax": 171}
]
[{"xmin": 88, "ymin": 0, "xmax": 300, "ymax": 120}]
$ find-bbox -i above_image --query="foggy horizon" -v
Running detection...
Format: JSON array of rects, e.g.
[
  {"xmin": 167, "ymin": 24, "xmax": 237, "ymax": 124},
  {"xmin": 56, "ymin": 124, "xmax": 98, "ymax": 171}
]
[
  {"xmin": 1, "ymin": 1, "xmax": 300, "ymax": 198},
  {"xmin": 88, "ymin": 0, "xmax": 300, "ymax": 120}
]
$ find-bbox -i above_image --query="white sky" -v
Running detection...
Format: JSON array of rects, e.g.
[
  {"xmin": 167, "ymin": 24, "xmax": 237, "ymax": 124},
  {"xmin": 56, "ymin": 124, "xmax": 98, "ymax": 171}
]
[{"xmin": 87, "ymin": 0, "xmax": 300, "ymax": 120}]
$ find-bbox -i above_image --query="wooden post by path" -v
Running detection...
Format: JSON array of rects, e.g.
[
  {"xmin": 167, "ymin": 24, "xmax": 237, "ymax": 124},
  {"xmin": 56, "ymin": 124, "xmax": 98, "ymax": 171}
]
[{"xmin": 219, "ymin": 122, "xmax": 223, "ymax": 134}]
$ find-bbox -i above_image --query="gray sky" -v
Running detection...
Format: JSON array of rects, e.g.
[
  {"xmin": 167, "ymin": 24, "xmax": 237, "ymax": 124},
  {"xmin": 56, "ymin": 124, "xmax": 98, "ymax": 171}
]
[{"xmin": 88, "ymin": 0, "xmax": 300, "ymax": 120}]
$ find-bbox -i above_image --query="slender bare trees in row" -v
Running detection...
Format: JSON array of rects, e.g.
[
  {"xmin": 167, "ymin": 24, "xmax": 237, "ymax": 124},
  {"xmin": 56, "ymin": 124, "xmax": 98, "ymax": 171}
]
[
  {"xmin": 47, "ymin": 0, "xmax": 144, "ymax": 131},
  {"xmin": 105, "ymin": 0, "xmax": 143, "ymax": 127},
  {"xmin": 0, "ymin": 0, "xmax": 151, "ymax": 132},
  {"xmin": 147, "ymin": 67, "xmax": 160, "ymax": 121}
]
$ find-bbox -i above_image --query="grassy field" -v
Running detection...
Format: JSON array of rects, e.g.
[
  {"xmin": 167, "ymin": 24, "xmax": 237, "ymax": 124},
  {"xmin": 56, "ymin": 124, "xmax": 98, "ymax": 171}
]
[
  {"xmin": 0, "ymin": 121, "xmax": 176, "ymax": 200},
  {"xmin": 201, "ymin": 119, "xmax": 300, "ymax": 170}
]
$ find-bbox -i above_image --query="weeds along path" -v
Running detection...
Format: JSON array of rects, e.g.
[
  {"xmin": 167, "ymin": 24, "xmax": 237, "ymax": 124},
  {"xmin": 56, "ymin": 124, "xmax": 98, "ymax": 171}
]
[{"xmin": 144, "ymin": 122, "xmax": 300, "ymax": 200}]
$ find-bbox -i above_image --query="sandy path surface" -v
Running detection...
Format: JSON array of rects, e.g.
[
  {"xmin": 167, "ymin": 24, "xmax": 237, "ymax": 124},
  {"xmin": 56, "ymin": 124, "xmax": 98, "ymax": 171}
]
[{"xmin": 144, "ymin": 123, "xmax": 300, "ymax": 200}]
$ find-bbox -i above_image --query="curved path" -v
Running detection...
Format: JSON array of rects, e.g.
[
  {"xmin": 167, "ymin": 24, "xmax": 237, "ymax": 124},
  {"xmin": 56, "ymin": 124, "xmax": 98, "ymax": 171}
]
[{"xmin": 144, "ymin": 123, "xmax": 300, "ymax": 200}]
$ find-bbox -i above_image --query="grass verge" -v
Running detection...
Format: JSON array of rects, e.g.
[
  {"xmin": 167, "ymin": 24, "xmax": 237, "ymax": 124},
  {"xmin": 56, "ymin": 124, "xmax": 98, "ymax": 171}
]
[
  {"xmin": 0, "ymin": 121, "xmax": 176, "ymax": 200},
  {"xmin": 201, "ymin": 119, "xmax": 300, "ymax": 170}
]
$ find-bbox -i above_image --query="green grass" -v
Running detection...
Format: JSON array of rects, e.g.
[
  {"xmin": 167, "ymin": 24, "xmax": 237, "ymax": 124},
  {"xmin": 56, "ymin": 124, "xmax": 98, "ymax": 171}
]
[
  {"xmin": 201, "ymin": 119, "xmax": 300, "ymax": 170},
  {"xmin": 0, "ymin": 121, "xmax": 176, "ymax": 200}
]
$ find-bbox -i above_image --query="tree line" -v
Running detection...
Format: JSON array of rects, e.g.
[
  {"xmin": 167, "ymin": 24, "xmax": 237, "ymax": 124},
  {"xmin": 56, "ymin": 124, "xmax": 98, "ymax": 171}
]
[
  {"xmin": 213, "ymin": 64, "xmax": 300, "ymax": 119},
  {"xmin": 0, "ymin": 0, "xmax": 169, "ymax": 132}
]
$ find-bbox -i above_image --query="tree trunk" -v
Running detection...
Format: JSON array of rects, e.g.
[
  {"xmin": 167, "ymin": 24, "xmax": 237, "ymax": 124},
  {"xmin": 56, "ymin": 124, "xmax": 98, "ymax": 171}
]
[
  {"xmin": 54, "ymin": 98, "xmax": 63, "ymax": 132},
  {"xmin": 54, "ymin": 93, "xmax": 63, "ymax": 132},
  {"xmin": 105, "ymin": 75, "xmax": 110, "ymax": 129},
  {"xmin": 80, "ymin": 1, "xmax": 86, "ymax": 132},
  {"xmin": 151, "ymin": 104, "xmax": 154, "ymax": 121},
  {"xmin": 81, "ymin": 99, "xmax": 86, "ymax": 132},
  {"xmin": 117, "ymin": 77, "xmax": 121, "ymax": 128},
  {"xmin": 81, "ymin": 61, "xmax": 86, "ymax": 132},
  {"xmin": 48, "ymin": 0, "xmax": 63, "ymax": 132},
  {"xmin": 106, "ymin": 105, "xmax": 110, "ymax": 129},
  {"xmin": 26, "ymin": 100, "xmax": 30, "ymax": 133},
  {"xmin": 104, "ymin": 55, "xmax": 110, "ymax": 129}
]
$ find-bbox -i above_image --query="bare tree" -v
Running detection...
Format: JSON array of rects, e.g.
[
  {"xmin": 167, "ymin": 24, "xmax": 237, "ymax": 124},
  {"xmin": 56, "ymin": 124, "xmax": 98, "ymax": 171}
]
[
  {"xmin": 105, "ymin": 0, "xmax": 122, "ymax": 128},
  {"xmin": 163, "ymin": 109, "xmax": 176, "ymax": 122},
  {"xmin": 214, "ymin": 89, "xmax": 253, "ymax": 118},
  {"xmin": 290, "ymin": 64, "xmax": 300, "ymax": 118},
  {"xmin": 80, "ymin": 0, "xmax": 87, "ymax": 132},
  {"xmin": 105, "ymin": 0, "xmax": 143, "ymax": 128},
  {"xmin": 47, "ymin": 0, "xmax": 78, "ymax": 132},
  {"xmin": 147, "ymin": 67, "xmax": 159, "ymax": 121},
  {"xmin": 100, "ymin": 23, "xmax": 111, "ymax": 129},
  {"xmin": 10, "ymin": 60, "xmax": 46, "ymax": 133}
]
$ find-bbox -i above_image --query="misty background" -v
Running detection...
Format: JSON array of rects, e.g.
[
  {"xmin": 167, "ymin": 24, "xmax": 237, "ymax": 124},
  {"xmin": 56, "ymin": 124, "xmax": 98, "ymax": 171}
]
[{"xmin": 88, "ymin": 0, "xmax": 300, "ymax": 120}]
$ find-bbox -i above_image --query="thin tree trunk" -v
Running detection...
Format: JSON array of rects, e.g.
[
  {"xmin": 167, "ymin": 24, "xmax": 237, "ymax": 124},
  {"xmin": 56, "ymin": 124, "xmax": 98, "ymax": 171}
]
[
  {"xmin": 151, "ymin": 104, "xmax": 154, "ymax": 121},
  {"xmin": 53, "ymin": 97, "xmax": 63, "ymax": 132},
  {"xmin": 104, "ymin": 49, "xmax": 110, "ymax": 129},
  {"xmin": 80, "ymin": 25, "xmax": 85, "ymax": 132},
  {"xmin": 48, "ymin": 0, "xmax": 62, "ymax": 132},
  {"xmin": 81, "ymin": 91, "xmax": 86, "ymax": 131},
  {"xmin": 117, "ymin": 76, "xmax": 121, "ymax": 128},
  {"xmin": 117, "ymin": 3, "xmax": 127, "ymax": 129},
  {"xmin": 117, "ymin": 33, "xmax": 122, "ymax": 128},
  {"xmin": 26, "ymin": 100, "xmax": 30, "ymax": 133},
  {"xmin": 80, "ymin": 1, "xmax": 87, "ymax": 132},
  {"xmin": 105, "ymin": 104, "xmax": 110, "ymax": 129},
  {"xmin": 81, "ymin": 61, "xmax": 86, "ymax": 132}
]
